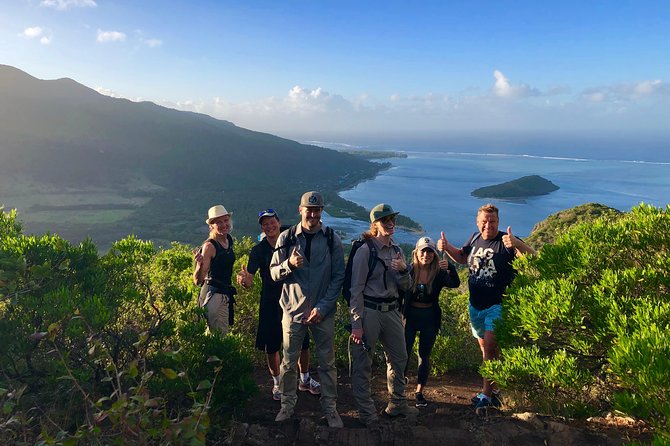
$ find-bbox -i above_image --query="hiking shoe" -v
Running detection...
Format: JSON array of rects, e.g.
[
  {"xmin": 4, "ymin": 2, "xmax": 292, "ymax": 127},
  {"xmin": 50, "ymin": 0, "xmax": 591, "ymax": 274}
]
[
  {"xmin": 415, "ymin": 392, "xmax": 428, "ymax": 407},
  {"xmin": 272, "ymin": 384, "xmax": 281, "ymax": 401},
  {"xmin": 384, "ymin": 403, "xmax": 419, "ymax": 418},
  {"xmin": 360, "ymin": 415, "xmax": 380, "ymax": 429},
  {"xmin": 275, "ymin": 407, "xmax": 294, "ymax": 422},
  {"xmin": 298, "ymin": 377, "xmax": 321, "ymax": 395},
  {"xmin": 325, "ymin": 411, "xmax": 344, "ymax": 428}
]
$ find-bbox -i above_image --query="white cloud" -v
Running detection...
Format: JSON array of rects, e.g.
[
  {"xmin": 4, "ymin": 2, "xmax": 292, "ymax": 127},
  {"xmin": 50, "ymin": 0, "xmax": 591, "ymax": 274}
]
[
  {"xmin": 493, "ymin": 70, "xmax": 540, "ymax": 98},
  {"xmin": 40, "ymin": 0, "xmax": 97, "ymax": 10},
  {"xmin": 581, "ymin": 80, "xmax": 668, "ymax": 103},
  {"xmin": 105, "ymin": 72, "xmax": 669, "ymax": 139},
  {"xmin": 97, "ymin": 30, "xmax": 126, "ymax": 43},
  {"xmin": 142, "ymin": 38, "xmax": 163, "ymax": 48},
  {"xmin": 95, "ymin": 87, "xmax": 122, "ymax": 98},
  {"xmin": 22, "ymin": 27, "xmax": 43, "ymax": 38},
  {"xmin": 21, "ymin": 27, "xmax": 52, "ymax": 44}
]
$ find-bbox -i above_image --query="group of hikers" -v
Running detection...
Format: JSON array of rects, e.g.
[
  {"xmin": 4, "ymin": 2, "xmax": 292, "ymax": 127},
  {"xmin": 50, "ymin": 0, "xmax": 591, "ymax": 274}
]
[{"xmin": 192, "ymin": 191, "xmax": 536, "ymax": 428}]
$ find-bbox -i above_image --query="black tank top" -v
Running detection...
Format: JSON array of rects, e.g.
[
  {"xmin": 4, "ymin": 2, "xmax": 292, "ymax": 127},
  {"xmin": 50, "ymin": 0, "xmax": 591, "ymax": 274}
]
[{"xmin": 207, "ymin": 234, "xmax": 235, "ymax": 290}]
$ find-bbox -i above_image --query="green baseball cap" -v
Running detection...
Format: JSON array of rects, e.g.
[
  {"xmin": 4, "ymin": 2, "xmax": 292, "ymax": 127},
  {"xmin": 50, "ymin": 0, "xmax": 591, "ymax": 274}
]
[{"xmin": 369, "ymin": 203, "xmax": 399, "ymax": 222}]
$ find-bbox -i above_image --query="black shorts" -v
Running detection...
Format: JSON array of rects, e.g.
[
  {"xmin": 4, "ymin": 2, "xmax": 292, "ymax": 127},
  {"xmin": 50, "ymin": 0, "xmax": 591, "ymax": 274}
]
[{"xmin": 255, "ymin": 299, "xmax": 310, "ymax": 354}]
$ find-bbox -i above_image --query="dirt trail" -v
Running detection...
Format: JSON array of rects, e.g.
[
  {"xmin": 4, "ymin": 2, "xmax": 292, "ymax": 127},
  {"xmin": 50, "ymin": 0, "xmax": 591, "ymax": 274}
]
[{"xmin": 227, "ymin": 370, "xmax": 644, "ymax": 445}]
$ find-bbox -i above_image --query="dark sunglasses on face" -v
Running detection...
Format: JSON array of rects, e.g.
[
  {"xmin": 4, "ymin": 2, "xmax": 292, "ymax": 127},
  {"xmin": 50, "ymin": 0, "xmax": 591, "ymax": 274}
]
[{"xmin": 380, "ymin": 216, "xmax": 396, "ymax": 225}]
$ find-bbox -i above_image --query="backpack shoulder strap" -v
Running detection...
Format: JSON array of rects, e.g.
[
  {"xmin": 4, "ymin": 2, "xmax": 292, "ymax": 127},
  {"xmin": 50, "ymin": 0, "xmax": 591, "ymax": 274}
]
[
  {"xmin": 325, "ymin": 226, "xmax": 334, "ymax": 253},
  {"xmin": 364, "ymin": 238, "xmax": 379, "ymax": 281},
  {"xmin": 275, "ymin": 224, "xmax": 298, "ymax": 252}
]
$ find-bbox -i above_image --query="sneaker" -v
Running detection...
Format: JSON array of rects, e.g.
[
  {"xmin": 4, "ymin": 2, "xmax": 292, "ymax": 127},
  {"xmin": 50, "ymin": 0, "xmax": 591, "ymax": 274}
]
[
  {"xmin": 384, "ymin": 403, "xmax": 419, "ymax": 418},
  {"xmin": 471, "ymin": 392, "xmax": 485, "ymax": 405},
  {"xmin": 325, "ymin": 411, "xmax": 344, "ymax": 428},
  {"xmin": 415, "ymin": 392, "xmax": 428, "ymax": 407},
  {"xmin": 474, "ymin": 394, "xmax": 501, "ymax": 410},
  {"xmin": 272, "ymin": 384, "xmax": 281, "ymax": 401},
  {"xmin": 471, "ymin": 391, "xmax": 501, "ymax": 406},
  {"xmin": 298, "ymin": 377, "xmax": 321, "ymax": 395},
  {"xmin": 275, "ymin": 406, "xmax": 294, "ymax": 422}
]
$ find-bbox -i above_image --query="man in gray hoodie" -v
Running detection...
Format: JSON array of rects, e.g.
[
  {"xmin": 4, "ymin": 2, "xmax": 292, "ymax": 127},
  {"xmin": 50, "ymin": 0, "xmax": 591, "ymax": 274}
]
[{"xmin": 270, "ymin": 191, "xmax": 345, "ymax": 428}]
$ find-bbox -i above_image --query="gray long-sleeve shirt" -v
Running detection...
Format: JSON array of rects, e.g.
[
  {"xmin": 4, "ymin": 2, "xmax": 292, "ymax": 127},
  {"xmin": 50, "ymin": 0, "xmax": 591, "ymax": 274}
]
[
  {"xmin": 270, "ymin": 224, "xmax": 345, "ymax": 322},
  {"xmin": 349, "ymin": 237, "xmax": 411, "ymax": 330}
]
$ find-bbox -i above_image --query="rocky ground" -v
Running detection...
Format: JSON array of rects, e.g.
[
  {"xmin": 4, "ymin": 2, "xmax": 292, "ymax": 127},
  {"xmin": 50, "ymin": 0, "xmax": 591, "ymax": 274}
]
[{"xmin": 225, "ymin": 368, "xmax": 650, "ymax": 446}]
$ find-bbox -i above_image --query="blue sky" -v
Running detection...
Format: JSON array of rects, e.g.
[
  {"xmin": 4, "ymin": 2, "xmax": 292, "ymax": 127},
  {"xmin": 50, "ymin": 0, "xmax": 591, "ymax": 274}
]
[{"xmin": 2, "ymin": 0, "xmax": 669, "ymax": 148}]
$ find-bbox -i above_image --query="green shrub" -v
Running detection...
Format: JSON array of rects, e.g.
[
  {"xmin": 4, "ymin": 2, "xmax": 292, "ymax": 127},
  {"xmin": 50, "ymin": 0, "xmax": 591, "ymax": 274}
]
[
  {"xmin": 0, "ymin": 210, "xmax": 255, "ymax": 444},
  {"xmin": 483, "ymin": 203, "xmax": 670, "ymax": 442}
]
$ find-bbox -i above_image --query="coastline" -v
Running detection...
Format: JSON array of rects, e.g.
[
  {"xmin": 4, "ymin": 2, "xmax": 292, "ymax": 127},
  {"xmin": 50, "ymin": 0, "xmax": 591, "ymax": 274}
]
[{"xmin": 328, "ymin": 151, "xmax": 424, "ymax": 233}]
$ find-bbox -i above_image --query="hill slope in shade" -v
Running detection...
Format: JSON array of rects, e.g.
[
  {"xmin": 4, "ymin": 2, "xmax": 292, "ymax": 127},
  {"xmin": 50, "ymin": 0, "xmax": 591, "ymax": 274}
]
[
  {"xmin": 472, "ymin": 175, "xmax": 559, "ymax": 199},
  {"xmin": 0, "ymin": 64, "xmax": 387, "ymax": 248}
]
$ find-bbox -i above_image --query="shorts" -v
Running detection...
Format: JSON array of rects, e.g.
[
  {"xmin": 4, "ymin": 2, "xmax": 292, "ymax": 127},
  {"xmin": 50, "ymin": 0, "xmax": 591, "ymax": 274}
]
[
  {"xmin": 256, "ymin": 299, "xmax": 310, "ymax": 354},
  {"xmin": 468, "ymin": 303, "xmax": 502, "ymax": 339}
]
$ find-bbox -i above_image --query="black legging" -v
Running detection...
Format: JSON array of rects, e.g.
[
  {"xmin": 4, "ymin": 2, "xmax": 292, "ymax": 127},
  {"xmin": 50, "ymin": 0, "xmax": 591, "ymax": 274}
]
[{"xmin": 404, "ymin": 305, "xmax": 439, "ymax": 386}]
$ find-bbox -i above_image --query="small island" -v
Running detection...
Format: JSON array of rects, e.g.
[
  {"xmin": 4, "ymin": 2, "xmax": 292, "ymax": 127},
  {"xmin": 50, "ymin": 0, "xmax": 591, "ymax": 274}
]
[{"xmin": 472, "ymin": 175, "xmax": 559, "ymax": 199}]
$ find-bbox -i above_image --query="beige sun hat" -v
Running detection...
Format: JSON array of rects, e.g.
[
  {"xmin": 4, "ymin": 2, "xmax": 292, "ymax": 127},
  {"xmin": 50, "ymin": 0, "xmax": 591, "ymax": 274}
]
[{"xmin": 206, "ymin": 205, "xmax": 232, "ymax": 224}]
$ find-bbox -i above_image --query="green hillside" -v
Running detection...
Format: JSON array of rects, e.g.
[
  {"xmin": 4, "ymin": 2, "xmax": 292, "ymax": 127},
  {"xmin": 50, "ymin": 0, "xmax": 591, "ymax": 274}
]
[
  {"xmin": 0, "ymin": 65, "xmax": 392, "ymax": 249},
  {"xmin": 526, "ymin": 202, "xmax": 622, "ymax": 249},
  {"xmin": 472, "ymin": 175, "xmax": 559, "ymax": 199}
]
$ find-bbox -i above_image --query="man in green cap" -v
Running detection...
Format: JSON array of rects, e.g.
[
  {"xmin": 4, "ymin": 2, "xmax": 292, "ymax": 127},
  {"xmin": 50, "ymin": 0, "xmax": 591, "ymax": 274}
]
[{"xmin": 348, "ymin": 203, "xmax": 417, "ymax": 427}]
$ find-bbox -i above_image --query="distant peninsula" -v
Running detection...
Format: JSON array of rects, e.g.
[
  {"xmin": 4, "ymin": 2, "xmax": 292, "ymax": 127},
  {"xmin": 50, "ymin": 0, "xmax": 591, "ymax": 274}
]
[
  {"xmin": 340, "ymin": 150, "xmax": 407, "ymax": 160},
  {"xmin": 472, "ymin": 175, "xmax": 559, "ymax": 199}
]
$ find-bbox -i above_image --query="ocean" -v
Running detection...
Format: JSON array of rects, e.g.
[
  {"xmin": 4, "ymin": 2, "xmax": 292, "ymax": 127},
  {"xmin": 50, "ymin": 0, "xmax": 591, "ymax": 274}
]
[{"xmin": 322, "ymin": 150, "xmax": 670, "ymax": 246}]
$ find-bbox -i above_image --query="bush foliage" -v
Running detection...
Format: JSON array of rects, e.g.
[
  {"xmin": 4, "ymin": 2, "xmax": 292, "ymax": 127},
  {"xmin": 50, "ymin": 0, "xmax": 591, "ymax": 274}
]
[
  {"xmin": 483, "ymin": 203, "xmax": 670, "ymax": 442},
  {"xmin": 0, "ymin": 209, "xmax": 255, "ymax": 445}
]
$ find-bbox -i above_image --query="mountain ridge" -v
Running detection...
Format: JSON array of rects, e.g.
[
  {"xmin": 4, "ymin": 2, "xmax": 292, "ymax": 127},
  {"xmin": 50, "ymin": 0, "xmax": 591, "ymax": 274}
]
[{"xmin": 0, "ymin": 64, "xmax": 387, "ymax": 249}]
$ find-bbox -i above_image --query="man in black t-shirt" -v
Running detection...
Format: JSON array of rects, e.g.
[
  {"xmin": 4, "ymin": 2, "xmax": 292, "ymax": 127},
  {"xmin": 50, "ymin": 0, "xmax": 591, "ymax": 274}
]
[
  {"xmin": 438, "ymin": 204, "xmax": 536, "ymax": 410},
  {"xmin": 237, "ymin": 210, "xmax": 319, "ymax": 401}
]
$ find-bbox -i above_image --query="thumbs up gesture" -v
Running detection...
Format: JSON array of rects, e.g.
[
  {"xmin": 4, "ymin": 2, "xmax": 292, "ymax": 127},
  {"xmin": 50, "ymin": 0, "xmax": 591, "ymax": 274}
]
[
  {"xmin": 236, "ymin": 265, "xmax": 253, "ymax": 288},
  {"xmin": 502, "ymin": 226, "xmax": 517, "ymax": 249},
  {"xmin": 437, "ymin": 231, "xmax": 449, "ymax": 252},
  {"xmin": 289, "ymin": 245, "xmax": 304, "ymax": 269},
  {"xmin": 391, "ymin": 251, "xmax": 407, "ymax": 272}
]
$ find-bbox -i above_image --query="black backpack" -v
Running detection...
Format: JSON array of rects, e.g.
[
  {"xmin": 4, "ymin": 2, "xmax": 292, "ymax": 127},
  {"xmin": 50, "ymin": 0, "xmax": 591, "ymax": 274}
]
[
  {"xmin": 276, "ymin": 223, "xmax": 334, "ymax": 254},
  {"xmin": 341, "ymin": 237, "xmax": 401, "ymax": 304}
]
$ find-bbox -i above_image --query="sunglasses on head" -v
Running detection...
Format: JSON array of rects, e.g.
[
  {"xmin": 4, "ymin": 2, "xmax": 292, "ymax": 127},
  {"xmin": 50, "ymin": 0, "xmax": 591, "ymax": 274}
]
[{"xmin": 258, "ymin": 208, "xmax": 275, "ymax": 217}]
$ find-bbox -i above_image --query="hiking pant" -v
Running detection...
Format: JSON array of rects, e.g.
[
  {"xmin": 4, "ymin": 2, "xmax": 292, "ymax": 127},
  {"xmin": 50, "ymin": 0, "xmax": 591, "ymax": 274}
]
[
  {"xmin": 279, "ymin": 313, "xmax": 337, "ymax": 414},
  {"xmin": 351, "ymin": 306, "xmax": 408, "ymax": 421},
  {"xmin": 201, "ymin": 290, "xmax": 230, "ymax": 335}
]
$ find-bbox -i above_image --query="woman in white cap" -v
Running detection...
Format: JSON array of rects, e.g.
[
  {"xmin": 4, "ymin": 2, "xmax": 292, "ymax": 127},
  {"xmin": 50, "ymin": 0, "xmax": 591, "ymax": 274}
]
[
  {"xmin": 403, "ymin": 236, "xmax": 460, "ymax": 408},
  {"xmin": 193, "ymin": 205, "xmax": 236, "ymax": 335}
]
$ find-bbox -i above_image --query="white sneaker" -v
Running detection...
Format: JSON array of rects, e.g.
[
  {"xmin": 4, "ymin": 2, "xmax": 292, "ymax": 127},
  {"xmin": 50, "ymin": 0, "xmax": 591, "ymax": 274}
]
[
  {"xmin": 298, "ymin": 377, "xmax": 321, "ymax": 395},
  {"xmin": 325, "ymin": 411, "xmax": 343, "ymax": 428},
  {"xmin": 275, "ymin": 407, "xmax": 294, "ymax": 422}
]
